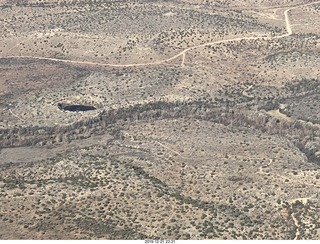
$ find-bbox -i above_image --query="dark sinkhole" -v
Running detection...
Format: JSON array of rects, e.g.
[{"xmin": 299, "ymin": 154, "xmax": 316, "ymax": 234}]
[{"xmin": 58, "ymin": 103, "xmax": 96, "ymax": 112}]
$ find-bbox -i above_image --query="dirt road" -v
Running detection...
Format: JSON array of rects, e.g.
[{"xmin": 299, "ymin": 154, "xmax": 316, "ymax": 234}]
[{"xmin": 1, "ymin": 1, "xmax": 320, "ymax": 67}]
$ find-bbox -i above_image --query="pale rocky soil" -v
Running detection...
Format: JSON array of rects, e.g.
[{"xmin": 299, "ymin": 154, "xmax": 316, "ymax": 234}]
[{"xmin": 0, "ymin": 0, "xmax": 320, "ymax": 240}]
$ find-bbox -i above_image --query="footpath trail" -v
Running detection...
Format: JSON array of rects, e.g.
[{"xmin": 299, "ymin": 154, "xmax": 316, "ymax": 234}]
[{"xmin": 1, "ymin": 1, "xmax": 320, "ymax": 67}]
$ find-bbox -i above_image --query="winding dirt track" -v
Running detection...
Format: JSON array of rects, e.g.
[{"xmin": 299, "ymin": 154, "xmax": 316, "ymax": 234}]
[
  {"xmin": 291, "ymin": 213, "xmax": 300, "ymax": 240},
  {"xmin": 1, "ymin": 0, "xmax": 320, "ymax": 67}
]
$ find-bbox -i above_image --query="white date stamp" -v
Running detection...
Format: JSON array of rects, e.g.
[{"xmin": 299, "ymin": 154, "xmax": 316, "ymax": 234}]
[{"xmin": 145, "ymin": 240, "xmax": 175, "ymax": 244}]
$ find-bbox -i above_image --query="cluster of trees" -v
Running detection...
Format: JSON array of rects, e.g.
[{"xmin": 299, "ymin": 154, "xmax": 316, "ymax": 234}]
[{"xmin": 1, "ymin": 100, "xmax": 320, "ymax": 163}]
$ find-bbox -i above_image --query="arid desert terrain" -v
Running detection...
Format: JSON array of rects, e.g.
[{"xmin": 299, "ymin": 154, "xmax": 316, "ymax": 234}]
[{"xmin": 0, "ymin": 0, "xmax": 320, "ymax": 240}]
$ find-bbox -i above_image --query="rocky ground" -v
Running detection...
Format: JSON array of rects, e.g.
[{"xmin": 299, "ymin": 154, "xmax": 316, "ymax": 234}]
[{"xmin": 0, "ymin": 0, "xmax": 320, "ymax": 240}]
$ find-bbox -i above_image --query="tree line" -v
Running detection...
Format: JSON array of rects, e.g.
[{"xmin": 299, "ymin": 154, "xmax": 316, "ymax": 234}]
[{"xmin": 1, "ymin": 100, "xmax": 319, "ymax": 163}]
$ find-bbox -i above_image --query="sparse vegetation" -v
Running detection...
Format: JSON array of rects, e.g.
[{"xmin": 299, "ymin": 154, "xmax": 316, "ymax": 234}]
[{"xmin": 0, "ymin": 0, "xmax": 320, "ymax": 240}]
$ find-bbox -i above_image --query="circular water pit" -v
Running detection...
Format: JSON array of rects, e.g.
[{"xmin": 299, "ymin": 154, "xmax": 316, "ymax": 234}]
[{"xmin": 58, "ymin": 103, "xmax": 96, "ymax": 112}]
